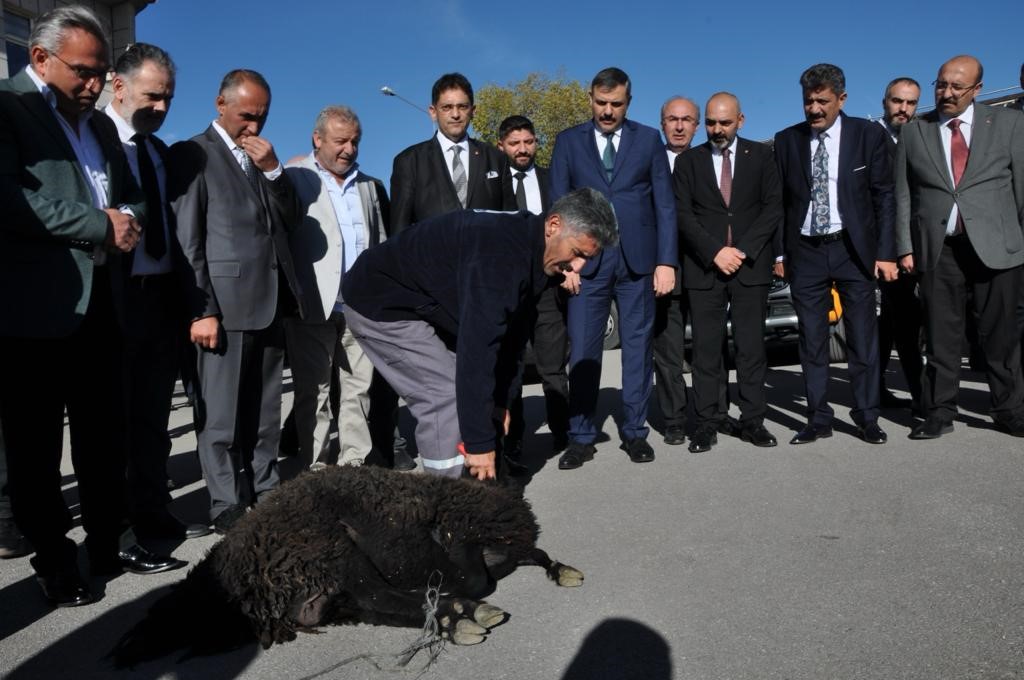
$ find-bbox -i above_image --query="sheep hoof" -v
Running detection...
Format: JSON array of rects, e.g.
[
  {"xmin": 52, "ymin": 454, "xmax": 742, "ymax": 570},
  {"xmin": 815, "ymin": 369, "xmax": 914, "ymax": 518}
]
[
  {"xmin": 554, "ymin": 563, "xmax": 584, "ymax": 587},
  {"xmin": 451, "ymin": 630, "xmax": 486, "ymax": 645},
  {"xmin": 455, "ymin": 619, "xmax": 487, "ymax": 636},
  {"xmin": 473, "ymin": 604, "xmax": 507, "ymax": 629}
]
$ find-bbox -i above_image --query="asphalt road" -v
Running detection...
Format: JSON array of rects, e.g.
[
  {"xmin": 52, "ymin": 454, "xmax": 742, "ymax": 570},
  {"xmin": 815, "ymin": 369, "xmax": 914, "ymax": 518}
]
[{"xmin": 2, "ymin": 352, "xmax": 1023, "ymax": 680}]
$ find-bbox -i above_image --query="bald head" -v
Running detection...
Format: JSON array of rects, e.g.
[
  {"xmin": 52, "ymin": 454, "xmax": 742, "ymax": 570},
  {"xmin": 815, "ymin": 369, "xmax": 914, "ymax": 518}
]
[
  {"xmin": 661, "ymin": 96, "xmax": 700, "ymax": 153},
  {"xmin": 934, "ymin": 55, "xmax": 983, "ymax": 117},
  {"xmin": 704, "ymin": 92, "xmax": 744, "ymax": 150}
]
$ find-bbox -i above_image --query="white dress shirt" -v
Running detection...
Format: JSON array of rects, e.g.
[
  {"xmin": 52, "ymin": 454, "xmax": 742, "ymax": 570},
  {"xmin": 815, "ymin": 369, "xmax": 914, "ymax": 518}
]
[
  {"xmin": 312, "ymin": 155, "xmax": 367, "ymax": 311},
  {"xmin": 211, "ymin": 121, "xmax": 283, "ymax": 180},
  {"xmin": 512, "ymin": 166, "xmax": 543, "ymax": 215},
  {"xmin": 594, "ymin": 125, "xmax": 621, "ymax": 157},
  {"xmin": 436, "ymin": 130, "xmax": 469, "ymax": 185},
  {"xmin": 710, "ymin": 137, "xmax": 739, "ymax": 190},
  {"xmin": 801, "ymin": 114, "xmax": 843, "ymax": 236}
]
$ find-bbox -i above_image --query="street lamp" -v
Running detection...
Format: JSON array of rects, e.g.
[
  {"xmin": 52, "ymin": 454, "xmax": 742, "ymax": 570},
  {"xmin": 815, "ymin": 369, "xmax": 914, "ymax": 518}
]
[{"xmin": 380, "ymin": 86, "xmax": 430, "ymax": 116}]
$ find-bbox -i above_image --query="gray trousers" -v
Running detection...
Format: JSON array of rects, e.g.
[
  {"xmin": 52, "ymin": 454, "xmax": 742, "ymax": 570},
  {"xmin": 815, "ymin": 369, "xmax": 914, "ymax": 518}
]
[
  {"xmin": 344, "ymin": 307, "xmax": 463, "ymax": 478},
  {"xmin": 284, "ymin": 313, "xmax": 373, "ymax": 467},
  {"xmin": 195, "ymin": 323, "xmax": 285, "ymax": 519}
]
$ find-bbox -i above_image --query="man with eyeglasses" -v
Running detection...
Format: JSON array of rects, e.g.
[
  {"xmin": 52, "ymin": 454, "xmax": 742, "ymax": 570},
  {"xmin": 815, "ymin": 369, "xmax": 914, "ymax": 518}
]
[
  {"xmin": 0, "ymin": 5, "xmax": 185, "ymax": 608},
  {"xmin": 895, "ymin": 55, "xmax": 1024, "ymax": 439}
]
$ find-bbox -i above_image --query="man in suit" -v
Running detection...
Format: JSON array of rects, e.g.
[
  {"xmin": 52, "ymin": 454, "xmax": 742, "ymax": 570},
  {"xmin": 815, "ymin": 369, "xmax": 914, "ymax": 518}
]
[
  {"xmin": 390, "ymin": 72, "xmax": 514, "ymax": 232},
  {"xmin": 0, "ymin": 6, "xmax": 183, "ymax": 607},
  {"xmin": 343, "ymin": 189, "xmax": 617, "ymax": 481},
  {"xmin": 496, "ymin": 114, "xmax": 570, "ymax": 455},
  {"xmin": 549, "ymin": 67, "xmax": 678, "ymax": 469},
  {"xmin": 676, "ymin": 93, "xmax": 782, "ymax": 453},
  {"xmin": 654, "ymin": 96, "xmax": 700, "ymax": 446},
  {"xmin": 876, "ymin": 77, "xmax": 924, "ymax": 414},
  {"xmin": 103, "ymin": 43, "xmax": 210, "ymax": 541},
  {"xmin": 172, "ymin": 69, "xmax": 302, "ymax": 533},
  {"xmin": 774, "ymin": 63, "xmax": 897, "ymax": 446},
  {"xmin": 283, "ymin": 105, "xmax": 389, "ymax": 469},
  {"xmin": 896, "ymin": 55, "xmax": 1024, "ymax": 439}
]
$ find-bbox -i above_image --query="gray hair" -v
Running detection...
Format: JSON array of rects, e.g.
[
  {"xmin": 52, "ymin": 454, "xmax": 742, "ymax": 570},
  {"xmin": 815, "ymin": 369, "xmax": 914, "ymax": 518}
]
[
  {"xmin": 114, "ymin": 42, "xmax": 176, "ymax": 80},
  {"xmin": 29, "ymin": 5, "xmax": 109, "ymax": 57},
  {"xmin": 660, "ymin": 95, "xmax": 700, "ymax": 122},
  {"xmin": 314, "ymin": 105, "xmax": 361, "ymax": 136},
  {"xmin": 550, "ymin": 188, "xmax": 619, "ymax": 249},
  {"xmin": 218, "ymin": 69, "xmax": 271, "ymax": 101}
]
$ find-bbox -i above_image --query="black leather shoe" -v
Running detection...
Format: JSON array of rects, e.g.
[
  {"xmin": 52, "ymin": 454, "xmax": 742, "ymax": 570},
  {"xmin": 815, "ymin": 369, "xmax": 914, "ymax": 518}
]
[
  {"xmin": 621, "ymin": 437, "xmax": 655, "ymax": 463},
  {"xmin": 909, "ymin": 417, "xmax": 953, "ymax": 440},
  {"xmin": 740, "ymin": 424, "xmax": 778, "ymax": 448},
  {"xmin": 688, "ymin": 428, "xmax": 717, "ymax": 453},
  {"xmin": 716, "ymin": 417, "xmax": 742, "ymax": 438},
  {"xmin": 558, "ymin": 442, "xmax": 596, "ymax": 470},
  {"xmin": 858, "ymin": 422, "xmax": 888, "ymax": 445},
  {"xmin": 994, "ymin": 416, "xmax": 1024, "ymax": 437},
  {"xmin": 36, "ymin": 568, "xmax": 92, "ymax": 607},
  {"xmin": 91, "ymin": 544, "xmax": 186, "ymax": 576},
  {"xmin": 134, "ymin": 511, "xmax": 212, "ymax": 540},
  {"xmin": 212, "ymin": 504, "xmax": 247, "ymax": 535},
  {"xmin": 662, "ymin": 426, "xmax": 686, "ymax": 446},
  {"xmin": 0, "ymin": 518, "xmax": 31, "ymax": 559},
  {"xmin": 790, "ymin": 423, "xmax": 833, "ymax": 445},
  {"xmin": 880, "ymin": 390, "xmax": 912, "ymax": 408}
]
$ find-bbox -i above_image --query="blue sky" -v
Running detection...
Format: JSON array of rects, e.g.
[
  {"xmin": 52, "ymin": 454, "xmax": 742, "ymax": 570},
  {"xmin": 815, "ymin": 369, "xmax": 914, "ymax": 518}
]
[{"xmin": 138, "ymin": 0, "xmax": 1023, "ymax": 185}]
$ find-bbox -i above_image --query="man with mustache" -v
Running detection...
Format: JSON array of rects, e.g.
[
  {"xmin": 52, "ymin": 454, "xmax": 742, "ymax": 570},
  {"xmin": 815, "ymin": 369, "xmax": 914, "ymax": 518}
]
[
  {"xmin": 496, "ymin": 115, "xmax": 569, "ymax": 457},
  {"xmin": 895, "ymin": 55, "xmax": 1024, "ymax": 439},
  {"xmin": 676, "ymin": 93, "xmax": 782, "ymax": 453},
  {"xmin": 103, "ymin": 43, "xmax": 210, "ymax": 541},
  {"xmin": 774, "ymin": 63, "xmax": 897, "ymax": 446},
  {"xmin": 875, "ymin": 77, "xmax": 924, "ymax": 415},
  {"xmin": 549, "ymin": 67, "xmax": 678, "ymax": 469},
  {"xmin": 655, "ymin": 96, "xmax": 700, "ymax": 446},
  {"xmin": 282, "ymin": 106, "xmax": 389, "ymax": 470}
]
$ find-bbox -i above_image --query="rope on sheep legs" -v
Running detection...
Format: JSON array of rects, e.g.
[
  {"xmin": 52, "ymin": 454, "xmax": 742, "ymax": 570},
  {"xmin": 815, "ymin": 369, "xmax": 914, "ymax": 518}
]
[{"xmin": 296, "ymin": 571, "xmax": 447, "ymax": 679}]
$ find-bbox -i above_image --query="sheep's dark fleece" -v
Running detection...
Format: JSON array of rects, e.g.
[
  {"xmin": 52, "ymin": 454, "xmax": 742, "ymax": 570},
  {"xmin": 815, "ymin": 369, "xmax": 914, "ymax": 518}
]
[{"xmin": 111, "ymin": 465, "xmax": 583, "ymax": 667}]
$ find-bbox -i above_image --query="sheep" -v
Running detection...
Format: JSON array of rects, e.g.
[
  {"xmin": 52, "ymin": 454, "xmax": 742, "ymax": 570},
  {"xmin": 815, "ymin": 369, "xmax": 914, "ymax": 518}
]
[{"xmin": 111, "ymin": 464, "xmax": 583, "ymax": 667}]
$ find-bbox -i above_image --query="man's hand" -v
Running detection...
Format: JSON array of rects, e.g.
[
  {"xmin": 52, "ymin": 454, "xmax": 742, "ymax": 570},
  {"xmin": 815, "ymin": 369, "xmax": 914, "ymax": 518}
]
[
  {"xmin": 713, "ymin": 246, "xmax": 746, "ymax": 276},
  {"xmin": 561, "ymin": 271, "xmax": 582, "ymax": 295},
  {"xmin": 463, "ymin": 451, "xmax": 496, "ymax": 481},
  {"xmin": 493, "ymin": 407, "xmax": 510, "ymax": 436},
  {"xmin": 875, "ymin": 260, "xmax": 899, "ymax": 282},
  {"xmin": 773, "ymin": 261, "xmax": 786, "ymax": 279},
  {"xmin": 104, "ymin": 209, "xmax": 141, "ymax": 252},
  {"xmin": 191, "ymin": 316, "xmax": 220, "ymax": 350},
  {"xmin": 653, "ymin": 264, "xmax": 675, "ymax": 297},
  {"xmin": 899, "ymin": 254, "xmax": 915, "ymax": 275},
  {"xmin": 239, "ymin": 135, "xmax": 280, "ymax": 173}
]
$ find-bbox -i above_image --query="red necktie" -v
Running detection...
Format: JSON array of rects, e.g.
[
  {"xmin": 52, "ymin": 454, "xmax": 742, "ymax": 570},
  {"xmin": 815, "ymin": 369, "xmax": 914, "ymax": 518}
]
[
  {"xmin": 949, "ymin": 119, "xmax": 968, "ymax": 234},
  {"xmin": 721, "ymin": 148, "xmax": 733, "ymax": 246}
]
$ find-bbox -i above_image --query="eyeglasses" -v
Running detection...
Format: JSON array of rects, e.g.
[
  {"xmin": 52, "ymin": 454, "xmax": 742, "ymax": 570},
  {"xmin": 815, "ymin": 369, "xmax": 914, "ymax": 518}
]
[
  {"xmin": 48, "ymin": 52, "xmax": 108, "ymax": 85},
  {"xmin": 932, "ymin": 80, "xmax": 978, "ymax": 96},
  {"xmin": 436, "ymin": 103, "xmax": 471, "ymax": 114}
]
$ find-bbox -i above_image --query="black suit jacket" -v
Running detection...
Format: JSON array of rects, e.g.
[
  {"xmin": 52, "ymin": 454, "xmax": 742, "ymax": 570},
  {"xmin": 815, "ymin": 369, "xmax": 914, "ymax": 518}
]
[
  {"xmin": 390, "ymin": 136, "xmax": 515, "ymax": 232},
  {"xmin": 774, "ymin": 112, "xmax": 895, "ymax": 272},
  {"xmin": 674, "ymin": 138, "xmax": 782, "ymax": 289}
]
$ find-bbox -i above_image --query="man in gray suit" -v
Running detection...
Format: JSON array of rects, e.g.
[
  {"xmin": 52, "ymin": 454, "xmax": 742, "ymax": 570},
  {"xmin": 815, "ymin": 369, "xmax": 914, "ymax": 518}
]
[
  {"xmin": 284, "ymin": 105, "xmax": 389, "ymax": 469},
  {"xmin": 896, "ymin": 55, "xmax": 1024, "ymax": 439},
  {"xmin": 172, "ymin": 70, "xmax": 302, "ymax": 533}
]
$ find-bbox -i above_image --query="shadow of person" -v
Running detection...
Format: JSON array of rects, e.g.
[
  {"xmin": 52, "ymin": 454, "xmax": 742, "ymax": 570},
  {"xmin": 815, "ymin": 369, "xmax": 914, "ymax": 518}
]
[
  {"xmin": 3, "ymin": 586, "xmax": 258, "ymax": 680},
  {"xmin": 560, "ymin": 617, "xmax": 672, "ymax": 680}
]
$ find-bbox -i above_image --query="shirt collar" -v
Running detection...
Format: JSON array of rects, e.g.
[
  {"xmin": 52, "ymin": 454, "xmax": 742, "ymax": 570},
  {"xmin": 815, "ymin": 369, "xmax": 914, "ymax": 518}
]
[
  {"xmin": 104, "ymin": 102, "xmax": 138, "ymax": 144},
  {"xmin": 211, "ymin": 120, "xmax": 241, "ymax": 151},
  {"xmin": 710, "ymin": 137, "xmax": 739, "ymax": 157},
  {"xmin": 26, "ymin": 65, "xmax": 93, "ymax": 124},
  {"xmin": 312, "ymin": 151, "xmax": 360, "ymax": 188},
  {"xmin": 436, "ymin": 129, "xmax": 468, "ymax": 150},
  {"xmin": 816, "ymin": 113, "xmax": 842, "ymax": 141},
  {"xmin": 939, "ymin": 102, "xmax": 974, "ymax": 127}
]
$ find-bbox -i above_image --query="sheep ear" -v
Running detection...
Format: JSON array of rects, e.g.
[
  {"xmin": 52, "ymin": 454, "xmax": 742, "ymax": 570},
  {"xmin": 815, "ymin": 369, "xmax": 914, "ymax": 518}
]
[{"xmin": 291, "ymin": 593, "xmax": 329, "ymax": 627}]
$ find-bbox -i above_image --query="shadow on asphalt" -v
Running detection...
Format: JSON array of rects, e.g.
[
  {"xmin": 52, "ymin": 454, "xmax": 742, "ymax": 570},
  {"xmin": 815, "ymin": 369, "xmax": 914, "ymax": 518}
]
[
  {"xmin": 560, "ymin": 617, "xmax": 672, "ymax": 680},
  {"xmin": 4, "ymin": 586, "xmax": 259, "ymax": 679}
]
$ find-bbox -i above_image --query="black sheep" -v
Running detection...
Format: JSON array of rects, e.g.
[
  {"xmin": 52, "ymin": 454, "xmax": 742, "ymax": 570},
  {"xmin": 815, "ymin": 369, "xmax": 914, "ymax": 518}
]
[{"xmin": 111, "ymin": 465, "xmax": 583, "ymax": 667}]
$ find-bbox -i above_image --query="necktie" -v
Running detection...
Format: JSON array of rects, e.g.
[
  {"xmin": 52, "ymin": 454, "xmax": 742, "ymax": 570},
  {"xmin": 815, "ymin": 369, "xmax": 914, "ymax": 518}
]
[
  {"xmin": 451, "ymin": 145, "xmax": 468, "ymax": 208},
  {"xmin": 721, "ymin": 148, "xmax": 733, "ymax": 247},
  {"xmin": 949, "ymin": 119, "xmax": 969, "ymax": 234},
  {"xmin": 239, "ymin": 148, "xmax": 261, "ymax": 194},
  {"xmin": 131, "ymin": 133, "xmax": 166, "ymax": 260},
  {"xmin": 602, "ymin": 132, "xmax": 616, "ymax": 181},
  {"xmin": 811, "ymin": 132, "xmax": 830, "ymax": 236},
  {"xmin": 514, "ymin": 171, "xmax": 527, "ymax": 211}
]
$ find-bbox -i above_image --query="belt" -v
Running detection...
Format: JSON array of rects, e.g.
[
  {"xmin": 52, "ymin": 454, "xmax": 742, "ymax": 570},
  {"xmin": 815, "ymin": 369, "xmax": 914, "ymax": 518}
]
[
  {"xmin": 130, "ymin": 272, "xmax": 175, "ymax": 289},
  {"xmin": 800, "ymin": 231, "xmax": 844, "ymax": 245}
]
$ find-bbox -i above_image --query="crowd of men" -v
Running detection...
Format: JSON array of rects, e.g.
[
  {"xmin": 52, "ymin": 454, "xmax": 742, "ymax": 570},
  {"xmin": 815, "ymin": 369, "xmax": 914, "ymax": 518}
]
[{"xmin": 1, "ymin": 4, "xmax": 1023, "ymax": 608}]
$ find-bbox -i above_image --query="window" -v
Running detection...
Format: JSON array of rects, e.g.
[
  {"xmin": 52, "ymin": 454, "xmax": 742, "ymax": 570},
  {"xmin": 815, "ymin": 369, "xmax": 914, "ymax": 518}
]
[{"xmin": 4, "ymin": 10, "xmax": 30, "ymax": 77}]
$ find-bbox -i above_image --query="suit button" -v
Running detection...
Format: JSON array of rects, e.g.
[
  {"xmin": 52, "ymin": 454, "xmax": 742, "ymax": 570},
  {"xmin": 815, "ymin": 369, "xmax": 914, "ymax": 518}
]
[
  {"xmin": 727, "ymin": 212, "xmax": 733, "ymax": 217},
  {"xmin": 270, "ymin": 263, "xmax": 278, "ymax": 270}
]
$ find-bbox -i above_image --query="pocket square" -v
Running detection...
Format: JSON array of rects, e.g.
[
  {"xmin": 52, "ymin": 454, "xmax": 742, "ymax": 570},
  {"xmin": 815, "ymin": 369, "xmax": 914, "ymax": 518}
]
[
  {"xmin": 486, "ymin": 170, "xmax": 499, "ymax": 179},
  {"xmin": 852, "ymin": 165, "xmax": 866, "ymax": 172}
]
